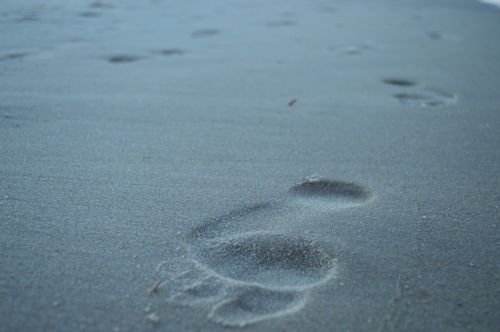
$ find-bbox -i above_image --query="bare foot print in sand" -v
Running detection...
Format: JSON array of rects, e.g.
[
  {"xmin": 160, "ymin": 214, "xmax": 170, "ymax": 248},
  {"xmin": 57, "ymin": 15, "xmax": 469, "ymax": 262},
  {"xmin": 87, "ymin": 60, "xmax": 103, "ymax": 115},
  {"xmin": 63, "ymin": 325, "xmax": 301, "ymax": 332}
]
[
  {"xmin": 382, "ymin": 78, "xmax": 457, "ymax": 108},
  {"xmin": 393, "ymin": 89, "xmax": 457, "ymax": 107},
  {"xmin": 152, "ymin": 48, "xmax": 185, "ymax": 57},
  {"xmin": 382, "ymin": 78, "xmax": 418, "ymax": 87},
  {"xmin": 155, "ymin": 178, "xmax": 373, "ymax": 327},
  {"xmin": 106, "ymin": 54, "xmax": 144, "ymax": 63}
]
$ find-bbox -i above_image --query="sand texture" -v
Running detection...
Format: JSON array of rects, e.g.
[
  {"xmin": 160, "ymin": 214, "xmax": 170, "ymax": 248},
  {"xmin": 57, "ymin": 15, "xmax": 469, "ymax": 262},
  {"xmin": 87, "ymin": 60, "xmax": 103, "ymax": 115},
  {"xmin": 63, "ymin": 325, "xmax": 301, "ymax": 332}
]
[{"xmin": 1, "ymin": 0, "xmax": 499, "ymax": 331}]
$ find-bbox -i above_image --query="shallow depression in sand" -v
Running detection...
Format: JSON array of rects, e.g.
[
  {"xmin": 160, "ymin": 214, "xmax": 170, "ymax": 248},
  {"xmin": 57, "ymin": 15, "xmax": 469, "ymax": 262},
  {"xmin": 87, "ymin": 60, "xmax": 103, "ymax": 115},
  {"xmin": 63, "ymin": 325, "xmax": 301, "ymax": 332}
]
[
  {"xmin": 393, "ymin": 89, "xmax": 456, "ymax": 108},
  {"xmin": 289, "ymin": 179, "xmax": 372, "ymax": 208},
  {"xmin": 195, "ymin": 233, "xmax": 335, "ymax": 289},
  {"xmin": 208, "ymin": 287, "xmax": 303, "ymax": 327},
  {"xmin": 382, "ymin": 78, "xmax": 417, "ymax": 87}
]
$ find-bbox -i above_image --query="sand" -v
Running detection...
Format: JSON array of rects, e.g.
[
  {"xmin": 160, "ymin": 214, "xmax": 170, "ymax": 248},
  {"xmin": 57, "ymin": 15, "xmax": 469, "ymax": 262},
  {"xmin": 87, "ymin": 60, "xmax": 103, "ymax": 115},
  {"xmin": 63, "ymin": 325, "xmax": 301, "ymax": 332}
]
[{"xmin": 1, "ymin": 0, "xmax": 499, "ymax": 331}]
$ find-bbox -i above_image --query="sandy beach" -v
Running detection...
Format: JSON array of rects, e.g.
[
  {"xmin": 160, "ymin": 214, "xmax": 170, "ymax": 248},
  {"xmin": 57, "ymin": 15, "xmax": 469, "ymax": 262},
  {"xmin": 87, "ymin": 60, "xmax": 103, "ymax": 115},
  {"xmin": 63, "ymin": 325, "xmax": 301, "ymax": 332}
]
[{"xmin": 1, "ymin": 0, "xmax": 499, "ymax": 331}]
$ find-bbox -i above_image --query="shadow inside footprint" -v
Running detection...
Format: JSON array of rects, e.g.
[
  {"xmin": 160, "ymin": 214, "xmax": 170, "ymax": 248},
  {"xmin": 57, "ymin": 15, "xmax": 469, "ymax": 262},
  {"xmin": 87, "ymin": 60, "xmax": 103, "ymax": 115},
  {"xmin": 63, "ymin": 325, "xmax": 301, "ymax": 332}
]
[
  {"xmin": 194, "ymin": 233, "xmax": 335, "ymax": 289},
  {"xmin": 289, "ymin": 179, "xmax": 372, "ymax": 209},
  {"xmin": 106, "ymin": 55, "xmax": 143, "ymax": 63},
  {"xmin": 382, "ymin": 78, "xmax": 417, "ymax": 87},
  {"xmin": 208, "ymin": 287, "xmax": 303, "ymax": 327}
]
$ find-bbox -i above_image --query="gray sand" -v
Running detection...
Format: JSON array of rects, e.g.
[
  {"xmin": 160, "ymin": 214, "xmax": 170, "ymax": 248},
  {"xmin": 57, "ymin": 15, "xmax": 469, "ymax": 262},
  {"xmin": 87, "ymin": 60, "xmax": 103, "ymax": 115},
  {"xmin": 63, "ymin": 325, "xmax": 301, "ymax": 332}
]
[{"xmin": 1, "ymin": 0, "xmax": 499, "ymax": 331}]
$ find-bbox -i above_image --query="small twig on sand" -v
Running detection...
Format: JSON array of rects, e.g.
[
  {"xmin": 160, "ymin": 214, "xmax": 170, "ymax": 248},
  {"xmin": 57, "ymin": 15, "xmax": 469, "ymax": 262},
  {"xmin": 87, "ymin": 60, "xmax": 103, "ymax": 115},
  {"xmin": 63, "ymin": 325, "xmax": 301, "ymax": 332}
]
[{"xmin": 149, "ymin": 280, "xmax": 164, "ymax": 294}]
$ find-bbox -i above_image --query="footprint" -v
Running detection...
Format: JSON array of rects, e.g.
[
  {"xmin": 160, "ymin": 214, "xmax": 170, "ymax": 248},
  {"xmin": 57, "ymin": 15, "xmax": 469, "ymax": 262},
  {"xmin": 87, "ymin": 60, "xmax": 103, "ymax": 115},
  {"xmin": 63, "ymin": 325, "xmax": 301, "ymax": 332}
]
[
  {"xmin": 190, "ymin": 180, "xmax": 371, "ymax": 242},
  {"xmin": 289, "ymin": 179, "xmax": 372, "ymax": 209},
  {"xmin": 106, "ymin": 55, "xmax": 143, "ymax": 63},
  {"xmin": 383, "ymin": 78, "xmax": 457, "ymax": 108},
  {"xmin": 156, "ymin": 178, "xmax": 372, "ymax": 326},
  {"xmin": 393, "ymin": 89, "xmax": 457, "ymax": 108},
  {"xmin": 153, "ymin": 48, "xmax": 185, "ymax": 57},
  {"xmin": 0, "ymin": 52, "xmax": 31, "ymax": 61},
  {"xmin": 208, "ymin": 287, "xmax": 304, "ymax": 327},
  {"xmin": 382, "ymin": 78, "xmax": 417, "ymax": 87}
]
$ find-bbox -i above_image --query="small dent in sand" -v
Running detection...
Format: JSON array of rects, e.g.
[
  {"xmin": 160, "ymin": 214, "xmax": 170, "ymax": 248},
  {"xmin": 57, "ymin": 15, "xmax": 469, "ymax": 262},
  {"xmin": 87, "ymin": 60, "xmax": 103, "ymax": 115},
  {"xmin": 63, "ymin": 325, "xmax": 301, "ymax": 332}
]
[
  {"xmin": 155, "ymin": 48, "xmax": 185, "ymax": 57},
  {"xmin": 393, "ymin": 89, "xmax": 456, "ymax": 108},
  {"xmin": 289, "ymin": 179, "xmax": 372, "ymax": 208},
  {"xmin": 0, "ymin": 52, "xmax": 31, "ymax": 61},
  {"xmin": 208, "ymin": 288, "xmax": 303, "ymax": 327},
  {"xmin": 191, "ymin": 29, "xmax": 220, "ymax": 38},
  {"xmin": 79, "ymin": 11, "xmax": 100, "ymax": 18},
  {"xmin": 89, "ymin": 1, "xmax": 113, "ymax": 9},
  {"xmin": 382, "ymin": 78, "xmax": 417, "ymax": 87},
  {"xmin": 106, "ymin": 55, "xmax": 143, "ymax": 63}
]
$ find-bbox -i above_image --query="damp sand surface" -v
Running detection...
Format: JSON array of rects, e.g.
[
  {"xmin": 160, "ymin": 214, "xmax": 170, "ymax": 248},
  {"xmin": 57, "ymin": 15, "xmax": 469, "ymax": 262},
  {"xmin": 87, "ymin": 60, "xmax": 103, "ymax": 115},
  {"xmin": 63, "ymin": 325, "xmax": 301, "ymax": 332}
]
[{"xmin": 1, "ymin": 0, "xmax": 500, "ymax": 331}]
